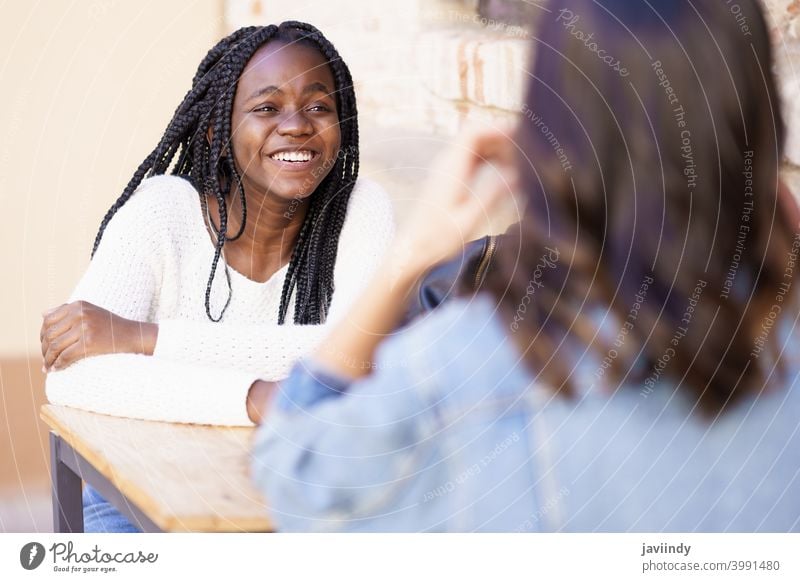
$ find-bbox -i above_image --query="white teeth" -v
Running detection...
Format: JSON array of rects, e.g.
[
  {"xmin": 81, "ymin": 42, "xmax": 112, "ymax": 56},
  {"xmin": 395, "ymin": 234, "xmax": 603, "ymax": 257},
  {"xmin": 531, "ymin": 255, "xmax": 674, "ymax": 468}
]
[{"xmin": 270, "ymin": 150, "xmax": 314, "ymax": 162}]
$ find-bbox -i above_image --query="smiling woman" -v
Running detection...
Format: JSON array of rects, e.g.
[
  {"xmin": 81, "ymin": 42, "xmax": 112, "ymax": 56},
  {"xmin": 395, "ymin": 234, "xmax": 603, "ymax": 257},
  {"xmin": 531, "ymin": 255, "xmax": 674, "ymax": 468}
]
[
  {"xmin": 39, "ymin": 22, "xmax": 394, "ymax": 532},
  {"xmin": 218, "ymin": 38, "xmax": 343, "ymax": 264}
]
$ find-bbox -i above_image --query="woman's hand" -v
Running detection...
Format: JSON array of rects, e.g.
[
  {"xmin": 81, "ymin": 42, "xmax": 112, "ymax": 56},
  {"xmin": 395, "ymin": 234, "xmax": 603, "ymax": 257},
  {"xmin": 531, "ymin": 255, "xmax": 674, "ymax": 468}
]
[
  {"xmin": 40, "ymin": 301, "xmax": 158, "ymax": 372},
  {"xmin": 247, "ymin": 380, "xmax": 279, "ymax": 425},
  {"xmin": 310, "ymin": 125, "xmax": 518, "ymax": 379},
  {"xmin": 393, "ymin": 125, "xmax": 517, "ymax": 278}
]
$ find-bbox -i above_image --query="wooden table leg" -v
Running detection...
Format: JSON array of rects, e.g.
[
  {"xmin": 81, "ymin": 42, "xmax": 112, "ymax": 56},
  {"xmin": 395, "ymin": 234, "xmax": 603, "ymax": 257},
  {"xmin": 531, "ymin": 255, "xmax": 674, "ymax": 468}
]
[{"xmin": 50, "ymin": 431, "xmax": 84, "ymax": 533}]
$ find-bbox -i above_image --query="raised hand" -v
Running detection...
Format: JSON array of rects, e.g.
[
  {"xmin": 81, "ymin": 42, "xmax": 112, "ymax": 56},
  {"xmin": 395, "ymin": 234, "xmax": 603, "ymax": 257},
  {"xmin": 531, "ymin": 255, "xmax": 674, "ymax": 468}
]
[{"xmin": 394, "ymin": 125, "xmax": 517, "ymax": 277}]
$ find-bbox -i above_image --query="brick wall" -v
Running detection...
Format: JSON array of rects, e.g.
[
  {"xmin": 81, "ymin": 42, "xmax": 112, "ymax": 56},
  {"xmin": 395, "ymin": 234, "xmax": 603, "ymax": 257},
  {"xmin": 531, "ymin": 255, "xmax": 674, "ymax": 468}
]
[
  {"xmin": 226, "ymin": 0, "xmax": 800, "ymax": 220},
  {"xmin": 225, "ymin": 1, "xmax": 527, "ymax": 131},
  {"xmin": 770, "ymin": 1, "xmax": 800, "ymax": 167}
]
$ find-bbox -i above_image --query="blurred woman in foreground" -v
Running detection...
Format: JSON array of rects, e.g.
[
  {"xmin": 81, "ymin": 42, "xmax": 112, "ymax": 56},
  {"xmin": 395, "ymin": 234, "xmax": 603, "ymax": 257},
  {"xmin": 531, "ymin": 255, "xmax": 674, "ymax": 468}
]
[{"xmin": 251, "ymin": 0, "xmax": 800, "ymax": 531}]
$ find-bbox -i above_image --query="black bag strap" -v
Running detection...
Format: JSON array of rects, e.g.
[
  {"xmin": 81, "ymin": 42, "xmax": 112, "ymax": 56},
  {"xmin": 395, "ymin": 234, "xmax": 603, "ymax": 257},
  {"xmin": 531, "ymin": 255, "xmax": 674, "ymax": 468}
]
[{"xmin": 401, "ymin": 234, "xmax": 501, "ymax": 325}]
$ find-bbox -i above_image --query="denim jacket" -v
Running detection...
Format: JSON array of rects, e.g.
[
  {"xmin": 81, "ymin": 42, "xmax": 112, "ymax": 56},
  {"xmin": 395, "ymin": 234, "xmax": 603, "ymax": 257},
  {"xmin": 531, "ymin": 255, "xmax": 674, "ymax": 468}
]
[{"xmin": 251, "ymin": 294, "xmax": 800, "ymax": 532}]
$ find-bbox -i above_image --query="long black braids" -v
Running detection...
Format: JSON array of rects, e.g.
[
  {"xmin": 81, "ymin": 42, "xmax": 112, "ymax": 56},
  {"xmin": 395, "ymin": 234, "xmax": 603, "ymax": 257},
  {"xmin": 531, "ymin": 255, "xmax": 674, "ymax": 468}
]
[
  {"xmin": 275, "ymin": 21, "xmax": 359, "ymax": 324},
  {"xmin": 90, "ymin": 22, "xmax": 359, "ymax": 324}
]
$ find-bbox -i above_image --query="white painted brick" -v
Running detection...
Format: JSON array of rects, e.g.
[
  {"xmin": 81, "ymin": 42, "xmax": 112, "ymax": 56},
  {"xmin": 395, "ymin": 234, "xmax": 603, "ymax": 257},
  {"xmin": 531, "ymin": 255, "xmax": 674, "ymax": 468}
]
[
  {"xmin": 416, "ymin": 30, "xmax": 529, "ymax": 111},
  {"xmin": 762, "ymin": 0, "xmax": 800, "ymax": 38},
  {"xmin": 778, "ymin": 48, "xmax": 800, "ymax": 165}
]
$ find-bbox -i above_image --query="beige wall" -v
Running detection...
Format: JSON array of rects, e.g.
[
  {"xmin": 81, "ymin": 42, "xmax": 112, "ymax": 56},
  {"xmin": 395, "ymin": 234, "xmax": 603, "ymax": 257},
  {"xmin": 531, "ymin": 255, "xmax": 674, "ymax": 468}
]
[
  {"xmin": 0, "ymin": 0, "xmax": 224, "ymax": 357},
  {"xmin": 0, "ymin": 0, "xmax": 224, "ymax": 531}
]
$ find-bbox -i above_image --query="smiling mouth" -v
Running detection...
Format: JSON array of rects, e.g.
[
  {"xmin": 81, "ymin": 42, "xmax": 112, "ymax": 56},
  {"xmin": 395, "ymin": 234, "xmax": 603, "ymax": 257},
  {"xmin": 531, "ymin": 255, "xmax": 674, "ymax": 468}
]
[{"xmin": 269, "ymin": 150, "xmax": 319, "ymax": 164}]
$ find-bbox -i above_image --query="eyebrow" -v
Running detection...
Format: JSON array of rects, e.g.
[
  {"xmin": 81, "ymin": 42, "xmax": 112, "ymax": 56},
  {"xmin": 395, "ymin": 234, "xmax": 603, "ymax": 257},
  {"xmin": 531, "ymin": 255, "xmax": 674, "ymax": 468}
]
[{"xmin": 247, "ymin": 82, "xmax": 333, "ymax": 101}]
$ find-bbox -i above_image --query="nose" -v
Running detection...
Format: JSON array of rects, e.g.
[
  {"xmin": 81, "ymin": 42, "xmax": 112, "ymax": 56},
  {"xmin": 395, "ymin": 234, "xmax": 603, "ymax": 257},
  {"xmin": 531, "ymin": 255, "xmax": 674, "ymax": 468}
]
[{"xmin": 276, "ymin": 109, "xmax": 313, "ymax": 137}]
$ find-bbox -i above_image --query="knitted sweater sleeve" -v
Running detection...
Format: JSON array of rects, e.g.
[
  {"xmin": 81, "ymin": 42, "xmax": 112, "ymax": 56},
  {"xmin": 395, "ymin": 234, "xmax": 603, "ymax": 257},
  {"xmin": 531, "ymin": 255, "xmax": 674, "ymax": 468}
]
[
  {"xmin": 153, "ymin": 178, "xmax": 397, "ymax": 381},
  {"xmin": 45, "ymin": 177, "xmax": 260, "ymax": 426}
]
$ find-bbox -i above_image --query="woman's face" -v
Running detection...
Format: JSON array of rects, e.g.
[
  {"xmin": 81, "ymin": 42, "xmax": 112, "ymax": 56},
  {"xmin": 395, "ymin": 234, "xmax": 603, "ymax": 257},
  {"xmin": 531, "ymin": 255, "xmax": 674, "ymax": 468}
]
[{"xmin": 229, "ymin": 40, "xmax": 341, "ymax": 202}]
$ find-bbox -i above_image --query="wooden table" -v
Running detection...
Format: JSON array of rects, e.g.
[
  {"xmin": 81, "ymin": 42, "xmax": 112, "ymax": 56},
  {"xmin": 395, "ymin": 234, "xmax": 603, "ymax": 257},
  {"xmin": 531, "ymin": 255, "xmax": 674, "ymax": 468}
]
[{"xmin": 41, "ymin": 405, "xmax": 273, "ymax": 532}]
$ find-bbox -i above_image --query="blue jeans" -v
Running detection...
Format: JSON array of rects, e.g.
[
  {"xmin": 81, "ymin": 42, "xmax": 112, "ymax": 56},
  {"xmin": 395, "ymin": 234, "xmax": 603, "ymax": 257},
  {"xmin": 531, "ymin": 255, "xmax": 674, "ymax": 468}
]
[{"xmin": 82, "ymin": 485, "xmax": 141, "ymax": 533}]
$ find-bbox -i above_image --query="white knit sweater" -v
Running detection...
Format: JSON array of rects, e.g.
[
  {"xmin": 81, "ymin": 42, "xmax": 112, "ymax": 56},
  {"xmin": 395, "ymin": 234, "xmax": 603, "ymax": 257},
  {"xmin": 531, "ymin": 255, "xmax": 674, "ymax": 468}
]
[{"xmin": 46, "ymin": 175, "xmax": 395, "ymax": 426}]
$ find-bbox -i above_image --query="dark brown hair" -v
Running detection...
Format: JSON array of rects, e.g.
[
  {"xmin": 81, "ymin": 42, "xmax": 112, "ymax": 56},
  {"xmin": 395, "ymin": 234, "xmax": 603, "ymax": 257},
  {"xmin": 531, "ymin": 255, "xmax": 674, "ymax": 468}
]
[{"xmin": 488, "ymin": 0, "xmax": 798, "ymax": 415}]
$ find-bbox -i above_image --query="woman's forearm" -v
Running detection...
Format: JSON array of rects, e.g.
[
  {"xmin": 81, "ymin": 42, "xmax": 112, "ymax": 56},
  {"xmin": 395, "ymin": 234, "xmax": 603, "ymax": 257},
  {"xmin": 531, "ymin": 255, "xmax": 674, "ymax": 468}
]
[
  {"xmin": 134, "ymin": 322, "xmax": 158, "ymax": 355},
  {"xmin": 307, "ymin": 127, "xmax": 516, "ymax": 381},
  {"xmin": 313, "ymin": 248, "xmax": 427, "ymax": 379},
  {"xmin": 46, "ymin": 353, "xmax": 259, "ymax": 426}
]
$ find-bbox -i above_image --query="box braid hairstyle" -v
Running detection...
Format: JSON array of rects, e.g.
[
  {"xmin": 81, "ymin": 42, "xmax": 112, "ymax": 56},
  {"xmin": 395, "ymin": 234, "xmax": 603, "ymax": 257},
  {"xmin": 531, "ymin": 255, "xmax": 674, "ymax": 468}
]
[{"xmin": 90, "ymin": 22, "xmax": 359, "ymax": 324}]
